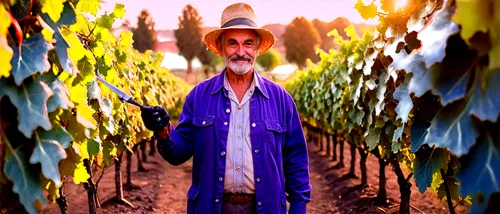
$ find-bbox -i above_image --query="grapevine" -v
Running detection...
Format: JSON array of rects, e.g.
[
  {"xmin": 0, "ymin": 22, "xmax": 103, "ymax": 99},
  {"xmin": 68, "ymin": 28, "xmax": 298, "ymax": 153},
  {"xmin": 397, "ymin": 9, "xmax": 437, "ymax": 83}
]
[{"xmin": 285, "ymin": 0, "xmax": 499, "ymax": 213}]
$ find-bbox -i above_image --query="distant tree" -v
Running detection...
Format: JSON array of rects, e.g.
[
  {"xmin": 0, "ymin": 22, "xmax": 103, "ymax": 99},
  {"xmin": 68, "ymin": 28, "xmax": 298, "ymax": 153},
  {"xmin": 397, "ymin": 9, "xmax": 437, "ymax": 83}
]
[
  {"xmin": 175, "ymin": 5, "xmax": 204, "ymax": 74},
  {"xmin": 312, "ymin": 19, "xmax": 334, "ymax": 51},
  {"xmin": 256, "ymin": 49, "xmax": 282, "ymax": 71},
  {"xmin": 312, "ymin": 17, "xmax": 353, "ymax": 52},
  {"xmin": 283, "ymin": 17, "xmax": 321, "ymax": 69},
  {"xmin": 198, "ymin": 44, "xmax": 223, "ymax": 77},
  {"xmin": 132, "ymin": 10, "xmax": 158, "ymax": 53}
]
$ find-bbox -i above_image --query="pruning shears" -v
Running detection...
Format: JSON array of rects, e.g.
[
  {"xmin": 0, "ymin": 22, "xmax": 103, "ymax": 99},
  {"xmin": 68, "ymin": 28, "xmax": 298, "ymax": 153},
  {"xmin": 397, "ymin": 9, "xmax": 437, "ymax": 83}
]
[{"xmin": 95, "ymin": 75, "xmax": 145, "ymax": 110}]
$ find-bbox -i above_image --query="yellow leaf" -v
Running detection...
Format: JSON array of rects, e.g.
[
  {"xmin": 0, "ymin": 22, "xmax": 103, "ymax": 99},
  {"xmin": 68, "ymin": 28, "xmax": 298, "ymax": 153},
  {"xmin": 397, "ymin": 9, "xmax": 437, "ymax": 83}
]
[
  {"xmin": 41, "ymin": 0, "xmax": 64, "ymax": 22},
  {"xmin": 69, "ymin": 84, "xmax": 87, "ymax": 104},
  {"xmin": 76, "ymin": 0, "xmax": 101, "ymax": 16},
  {"xmin": 61, "ymin": 28, "xmax": 86, "ymax": 62},
  {"xmin": 76, "ymin": 103, "xmax": 96, "ymax": 129},
  {"xmin": 73, "ymin": 161, "xmax": 90, "ymax": 184},
  {"xmin": 0, "ymin": 5, "xmax": 12, "ymax": 78},
  {"xmin": 0, "ymin": 36, "xmax": 12, "ymax": 78},
  {"xmin": 453, "ymin": 0, "xmax": 491, "ymax": 42},
  {"xmin": 0, "ymin": 4, "xmax": 10, "ymax": 34},
  {"xmin": 41, "ymin": 28, "xmax": 54, "ymax": 41}
]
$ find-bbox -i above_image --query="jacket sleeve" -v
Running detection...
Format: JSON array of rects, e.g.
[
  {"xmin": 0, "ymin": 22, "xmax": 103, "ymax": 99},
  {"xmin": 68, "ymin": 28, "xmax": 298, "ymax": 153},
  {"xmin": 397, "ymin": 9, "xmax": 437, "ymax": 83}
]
[
  {"xmin": 283, "ymin": 94, "xmax": 311, "ymax": 214},
  {"xmin": 156, "ymin": 91, "xmax": 196, "ymax": 166}
]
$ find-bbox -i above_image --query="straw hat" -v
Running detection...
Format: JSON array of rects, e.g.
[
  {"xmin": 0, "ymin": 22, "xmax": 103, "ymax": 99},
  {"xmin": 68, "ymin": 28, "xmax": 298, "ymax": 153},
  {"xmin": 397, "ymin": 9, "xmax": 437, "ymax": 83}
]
[{"xmin": 202, "ymin": 3, "xmax": 277, "ymax": 56}]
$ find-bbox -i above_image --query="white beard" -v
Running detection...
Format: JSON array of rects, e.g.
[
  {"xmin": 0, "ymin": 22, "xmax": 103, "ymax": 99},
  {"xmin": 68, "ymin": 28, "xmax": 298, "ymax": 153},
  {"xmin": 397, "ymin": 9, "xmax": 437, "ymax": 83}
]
[{"xmin": 223, "ymin": 53, "xmax": 254, "ymax": 75}]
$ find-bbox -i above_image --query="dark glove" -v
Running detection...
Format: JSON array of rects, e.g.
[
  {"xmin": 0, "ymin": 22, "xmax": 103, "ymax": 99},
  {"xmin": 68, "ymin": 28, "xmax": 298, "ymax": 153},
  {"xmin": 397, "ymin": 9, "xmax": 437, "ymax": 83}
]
[{"xmin": 141, "ymin": 106, "xmax": 170, "ymax": 131}]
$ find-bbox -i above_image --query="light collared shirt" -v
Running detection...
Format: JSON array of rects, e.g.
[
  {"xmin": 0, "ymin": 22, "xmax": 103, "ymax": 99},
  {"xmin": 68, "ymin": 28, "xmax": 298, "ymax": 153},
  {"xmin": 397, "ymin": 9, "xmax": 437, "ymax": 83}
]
[{"xmin": 223, "ymin": 71, "xmax": 260, "ymax": 194}]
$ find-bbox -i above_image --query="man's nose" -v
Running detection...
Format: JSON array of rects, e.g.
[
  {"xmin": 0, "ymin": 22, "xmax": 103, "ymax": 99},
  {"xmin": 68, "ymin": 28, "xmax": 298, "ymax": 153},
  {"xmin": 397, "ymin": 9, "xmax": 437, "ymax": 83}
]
[{"xmin": 236, "ymin": 45, "xmax": 246, "ymax": 57}]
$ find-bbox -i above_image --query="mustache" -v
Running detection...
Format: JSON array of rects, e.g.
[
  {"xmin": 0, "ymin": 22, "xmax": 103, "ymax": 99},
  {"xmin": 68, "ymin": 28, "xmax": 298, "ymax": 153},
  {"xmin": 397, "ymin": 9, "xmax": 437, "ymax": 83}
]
[{"xmin": 229, "ymin": 55, "xmax": 252, "ymax": 61}]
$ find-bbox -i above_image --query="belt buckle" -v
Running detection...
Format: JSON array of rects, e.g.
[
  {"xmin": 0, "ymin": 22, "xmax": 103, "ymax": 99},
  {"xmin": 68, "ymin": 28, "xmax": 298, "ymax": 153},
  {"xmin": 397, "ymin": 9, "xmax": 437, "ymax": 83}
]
[{"xmin": 229, "ymin": 194, "xmax": 236, "ymax": 203}]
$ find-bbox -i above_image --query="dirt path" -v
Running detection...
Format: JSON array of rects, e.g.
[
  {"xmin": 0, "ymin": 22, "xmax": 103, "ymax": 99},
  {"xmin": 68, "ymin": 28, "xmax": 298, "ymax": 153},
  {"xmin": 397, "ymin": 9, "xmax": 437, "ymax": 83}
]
[{"xmin": 43, "ymin": 141, "xmax": 468, "ymax": 214}]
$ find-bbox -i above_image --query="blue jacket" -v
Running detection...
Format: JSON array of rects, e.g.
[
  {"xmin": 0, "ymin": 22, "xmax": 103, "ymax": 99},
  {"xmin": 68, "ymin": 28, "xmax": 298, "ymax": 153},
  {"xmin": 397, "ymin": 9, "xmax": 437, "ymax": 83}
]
[{"xmin": 157, "ymin": 70, "xmax": 311, "ymax": 213}]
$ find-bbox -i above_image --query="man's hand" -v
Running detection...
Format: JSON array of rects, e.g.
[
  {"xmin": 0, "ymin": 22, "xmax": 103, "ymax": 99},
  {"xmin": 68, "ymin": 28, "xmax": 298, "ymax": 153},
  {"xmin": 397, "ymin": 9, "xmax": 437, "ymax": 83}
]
[{"xmin": 141, "ymin": 106, "xmax": 170, "ymax": 131}]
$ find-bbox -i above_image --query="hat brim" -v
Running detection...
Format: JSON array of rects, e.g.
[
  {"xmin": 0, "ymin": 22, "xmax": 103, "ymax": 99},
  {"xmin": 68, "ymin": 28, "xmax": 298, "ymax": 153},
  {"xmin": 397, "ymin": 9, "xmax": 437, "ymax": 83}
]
[{"xmin": 202, "ymin": 25, "xmax": 277, "ymax": 56}]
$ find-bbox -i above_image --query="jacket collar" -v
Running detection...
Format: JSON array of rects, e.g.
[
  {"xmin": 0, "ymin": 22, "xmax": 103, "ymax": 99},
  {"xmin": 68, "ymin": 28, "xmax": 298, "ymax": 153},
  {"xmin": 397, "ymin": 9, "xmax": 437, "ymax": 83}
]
[{"xmin": 211, "ymin": 68, "xmax": 269, "ymax": 99}]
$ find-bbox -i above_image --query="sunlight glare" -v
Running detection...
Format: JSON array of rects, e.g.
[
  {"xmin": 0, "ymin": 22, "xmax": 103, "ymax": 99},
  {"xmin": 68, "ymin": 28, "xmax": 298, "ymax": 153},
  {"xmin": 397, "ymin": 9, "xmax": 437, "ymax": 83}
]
[{"xmin": 395, "ymin": 0, "xmax": 408, "ymax": 9}]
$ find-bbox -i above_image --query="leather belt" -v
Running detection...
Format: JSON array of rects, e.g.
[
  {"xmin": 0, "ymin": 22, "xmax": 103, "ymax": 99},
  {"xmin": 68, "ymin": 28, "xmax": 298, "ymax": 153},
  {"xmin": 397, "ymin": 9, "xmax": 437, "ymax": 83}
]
[{"xmin": 223, "ymin": 193, "xmax": 256, "ymax": 204}]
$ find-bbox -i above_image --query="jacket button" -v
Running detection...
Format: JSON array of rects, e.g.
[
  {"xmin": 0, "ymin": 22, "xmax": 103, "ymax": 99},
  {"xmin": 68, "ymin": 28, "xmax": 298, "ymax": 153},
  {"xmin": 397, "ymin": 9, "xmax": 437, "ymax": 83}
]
[
  {"xmin": 224, "ymin": 122, "xmax": 228, "ymax": 125},
  {"xmin": 252, "ymin": 123, "xmax": 256, "ymax": 127},
  {"xmin": 254, "ymin": 149, "xmax": 259, "ymax": 153},
  {"xmin": 215, "ymin": 199, "xmax": 220, "ymax": 203},
  {"xmin": 226, "ymin": 109, "xmax": 230, "ymax": 113},
  {"xmin": 219, "ymin": 177, "xmax": 223, "ymax": 181},
  {"xmin": 221, "ymin": 151, "xmax": 226, "ymax": 156},
  {"xmin": 256, "ymin": 177, "xmax": 261, "ymax": 182},
  {"xmin": 202, "ymin": 121, "xmax": 206, "ymax": 125},
  {"xmin": 258, "ymin": 202, "xmax": 262, "ymax": 206}
]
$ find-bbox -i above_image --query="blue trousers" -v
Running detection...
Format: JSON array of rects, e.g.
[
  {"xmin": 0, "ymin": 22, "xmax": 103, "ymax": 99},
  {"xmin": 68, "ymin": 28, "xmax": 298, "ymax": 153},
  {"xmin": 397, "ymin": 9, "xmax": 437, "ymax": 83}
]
[{"xmin": 221, "ymin": 200, "xmax": 256, "ymax": 214}]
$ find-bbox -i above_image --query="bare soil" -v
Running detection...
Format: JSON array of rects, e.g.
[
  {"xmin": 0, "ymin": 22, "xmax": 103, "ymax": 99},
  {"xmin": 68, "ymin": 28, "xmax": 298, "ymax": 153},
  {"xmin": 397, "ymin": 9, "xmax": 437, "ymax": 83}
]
[{"xmin": 43, "ymin": 141, "xmax": 469, "ymax": 214}]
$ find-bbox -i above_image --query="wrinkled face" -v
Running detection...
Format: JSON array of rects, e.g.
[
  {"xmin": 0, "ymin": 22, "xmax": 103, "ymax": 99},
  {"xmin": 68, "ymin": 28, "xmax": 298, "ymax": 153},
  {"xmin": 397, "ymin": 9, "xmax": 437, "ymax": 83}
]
[{"xmin": 219, "ymin": 29, "xmax": 259, "ymax": 75}]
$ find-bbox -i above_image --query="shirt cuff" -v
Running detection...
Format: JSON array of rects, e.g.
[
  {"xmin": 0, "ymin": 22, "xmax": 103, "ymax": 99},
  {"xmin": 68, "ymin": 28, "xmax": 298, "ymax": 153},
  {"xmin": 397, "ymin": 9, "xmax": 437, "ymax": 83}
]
[{"xmin": 289, "ymin": 202, "xmax": 307, "ymax": 214}]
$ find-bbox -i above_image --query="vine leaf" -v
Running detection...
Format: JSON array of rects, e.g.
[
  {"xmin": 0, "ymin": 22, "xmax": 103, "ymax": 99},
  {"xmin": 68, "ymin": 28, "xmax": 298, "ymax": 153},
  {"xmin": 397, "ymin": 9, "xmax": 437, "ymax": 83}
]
[
  {"xmin": 391, "ymin": 47, "xmax": 433, "ymax": 99},
  {"xmin": 452, "ymin": 0, "xmax": 491, "ymax": 43},
  {"xmin": 10, "ymin": 34, "xmax": 52, "ymax": 86},
  {"xmin": 393, "ymin": 73, "xmax": 413, "ymax": 124},
  {"xmin": 469, "ymin": 70, "xmax": 500, "ymax": 122},
  {"xmin": 456, "ymin": 134, "xmax": 500, "ymax": 213},
  {"xmin": 418, "ymin": 4, "xmax": 459, "ymax": 68},
  {"xmin": 41, "ymin": 72, "xmax": 73, "ymax": 112},
  {"xmin": 366, "ymin": 127, "xmax": 382, "ymax": 150},
  {"xmin": 423, "ymin": 98, "xmax": 479, "ymax": 156},
  {"xmin": 0, "ymin": 76, "xmax": 53, "ymax": 138},
  {"xmin": 59, "ymin": 143, "xmax": 90, "ymax": 184},
  {"xmin": 40, "ymin": 8, "xmax": 78, "ymax": 75},
  {"xmin": 76, "ymin": 0, "xmax": 101, "ymax": 16},
  {"xmin": 4, "ymin": 146, "xmax": 47, "ymax": 213},
  {"xmin": 40, "ymin": 0, "xmax": 64, "ymax": 22},
  {"xmin": 414, "ymin": 147, "xmax": 448, "ymax": 193},
  {"xmin": 0, "ymin": 5, "xmax": 12, "ymax": 78},
  {"xmin": 410, "ymin": 117, "xmax": 431, "ymax": 152},
  {"xmin": 354, "ymin": 0, "xmax": 378, "ymax": 20},
  {"xmin": 30, "ymin": 125, "xmax": 73, "ymax": 187}
]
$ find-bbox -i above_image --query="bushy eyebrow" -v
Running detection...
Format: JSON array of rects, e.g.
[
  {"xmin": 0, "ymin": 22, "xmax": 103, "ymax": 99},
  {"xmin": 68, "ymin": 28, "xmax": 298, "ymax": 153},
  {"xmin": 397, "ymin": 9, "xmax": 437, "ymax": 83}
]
[{"xmin": 225, "ymin": 38, "xmax": 256, "ymax": 44}]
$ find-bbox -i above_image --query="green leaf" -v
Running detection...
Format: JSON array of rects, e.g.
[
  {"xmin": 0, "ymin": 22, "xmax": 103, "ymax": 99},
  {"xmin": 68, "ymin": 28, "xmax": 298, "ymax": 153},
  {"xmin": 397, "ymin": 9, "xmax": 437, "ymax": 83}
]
[
  {"xmin": 41, "ymin": 0, "xmax": 64, "ymax": 22},
  {"xmin": 4, "ymin": 146, "xmax": 47, "ymax": 213},
  {"xmin": 87, "ymin": 138, "xmax": 101, "ymax": 156},
  {"xmin": 30, "ymin": 125, "xmax": 73, "ymax": 187},
  {"xmin": 470, "ymin": 70, "xmax": 500, "ymax": 122},
  {"xmin": 0, "ymin": 76, "xmax": 53, "ymax": 138},
  {"xmin": 424, "ymin": 98, "xmax": 479, "ymax": 156},
  {"xmin": 57, "ymin": 2, "xmax": 77, "ymax": 26},
  {"xmin": 97, "ymin": 13, "xmax": 115, "ymax": 29},
  {"xmin": 10, "ymin": 34, "xmax": 52, "ymax": 85},
  {"xmin": 410, "ymin": 117, "xmax": 431, "ymax": 152},
  {"xmin": 437, "ymin": 176, "xmax": 460, "ymax": 201},
  {"xmin": 414, "ymin": 147, "xmax": 447, "ymax": 193},
  {"xmin": 457, "ymin": 135, "xmax": 499, "ymax": 212},
  {"xmin": 366, "ymin": 127, "xmax": 382, "ymax": 150},
  {"xmin": 393, "ymin": 73, "xmax": 413, "ymax": 124},
  {"xmin": 41, "ymin": 72, "xmax": 73, "ymax": 112},
  {"xmin": 452, "ymin": 0, "xmax": 492, "ymax": 43}
]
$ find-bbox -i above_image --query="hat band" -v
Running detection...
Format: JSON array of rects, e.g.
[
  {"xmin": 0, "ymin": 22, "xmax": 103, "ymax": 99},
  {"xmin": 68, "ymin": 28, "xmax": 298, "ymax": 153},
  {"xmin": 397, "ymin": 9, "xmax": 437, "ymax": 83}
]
[{"xmin": 221, "ymin": 18, "xmax": 257, "ymax": 28}]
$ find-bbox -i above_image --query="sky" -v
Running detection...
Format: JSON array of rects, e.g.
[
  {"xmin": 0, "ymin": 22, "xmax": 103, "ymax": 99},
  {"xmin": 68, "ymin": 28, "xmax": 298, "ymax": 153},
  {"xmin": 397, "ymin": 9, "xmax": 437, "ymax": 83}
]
[{"xmin": 101, "ymin": 0, "xmax": 380, "ymax": 30}]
